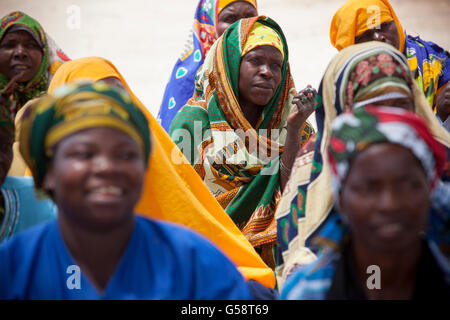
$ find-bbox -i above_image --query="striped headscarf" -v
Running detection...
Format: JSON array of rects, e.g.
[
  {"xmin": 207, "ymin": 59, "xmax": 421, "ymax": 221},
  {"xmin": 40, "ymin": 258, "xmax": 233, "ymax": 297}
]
[
  {"xmin": 169, "ymin": 16, "xmax": 313, "ymax": 268},
  {"xmin": 0, "ymin": 11, "xmax": 69, "ymax": 116},
  {"xmin": 328, "ymin": 106, "xmax": 445, "ymax": 195},
  {"xmin": 18, "ymin": 81, "xmax": 151, "ymax": 190}
]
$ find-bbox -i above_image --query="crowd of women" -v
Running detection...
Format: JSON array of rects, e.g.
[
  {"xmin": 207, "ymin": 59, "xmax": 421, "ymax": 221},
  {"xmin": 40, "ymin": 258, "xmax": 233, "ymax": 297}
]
[{"xmin": 0, "ymin": 0, "xmax": 449, "ymax": 300}]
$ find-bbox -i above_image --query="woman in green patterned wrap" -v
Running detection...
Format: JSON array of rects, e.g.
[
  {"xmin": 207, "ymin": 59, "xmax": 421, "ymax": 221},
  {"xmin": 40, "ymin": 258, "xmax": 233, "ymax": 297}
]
[
  {"xmin": 0, "ymin": 11, "xmax": 69, "ymax": 118},
  {"xmin": 169, "ymin": 16, "xmax": 315, "ymax": 268}
]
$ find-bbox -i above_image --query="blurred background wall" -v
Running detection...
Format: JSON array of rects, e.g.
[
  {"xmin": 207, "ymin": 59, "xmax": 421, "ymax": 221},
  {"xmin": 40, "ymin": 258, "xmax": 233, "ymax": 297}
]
[{"xmin": 2, "ymin": 0, "xmax": 449, "ymax": 116}]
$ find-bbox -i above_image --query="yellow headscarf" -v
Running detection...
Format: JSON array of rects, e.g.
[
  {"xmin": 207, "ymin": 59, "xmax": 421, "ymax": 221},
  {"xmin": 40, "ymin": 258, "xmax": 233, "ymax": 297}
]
[
  {"xmin": 217, "ymin": 0, "xmax": 257, "ymax": 15},
  {"xmin": 330, "ymin": 0, "xmax": 405, "ymax": 52},
  {"xmin": 241, "ymin": 22, "xmax": 285, "ymax": 59},
  {"xmin": 45, "ymin": 57, "xmax": 276, "ymax": 288}
]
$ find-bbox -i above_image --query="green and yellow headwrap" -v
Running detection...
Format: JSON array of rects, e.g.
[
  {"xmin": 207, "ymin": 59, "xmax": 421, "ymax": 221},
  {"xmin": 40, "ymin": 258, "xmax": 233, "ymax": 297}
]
[
  {"xmin": 19, "ymin": 81, "xmax": 151, "ymax": 189},
  {"xmin": 241, "ymin": 22, "xmax": 284, "ymax": 58},
  {"xmin": 0, "ymin": 11, "xmax": 49, "ymax": 111}
]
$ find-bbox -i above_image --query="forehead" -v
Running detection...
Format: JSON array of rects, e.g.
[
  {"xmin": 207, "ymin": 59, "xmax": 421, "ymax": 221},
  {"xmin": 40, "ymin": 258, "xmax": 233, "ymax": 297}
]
[
  {"xmin": 56, "ymin": 127, "xmax": 139, "ymax": 149},
  {"xmin": 221, "ymin": 1, "xmax": 256, "ymax": 14},
  {"xmin": 242, "ymin": 45, "xmax": 282, "ymax": 60},
  {"xmin": 348, "ymin": 143, "xmax": 426, "ymax": 179},
  {"xmin": 2, "ymin": 29, "xmax": 35, "ymax": 42}
]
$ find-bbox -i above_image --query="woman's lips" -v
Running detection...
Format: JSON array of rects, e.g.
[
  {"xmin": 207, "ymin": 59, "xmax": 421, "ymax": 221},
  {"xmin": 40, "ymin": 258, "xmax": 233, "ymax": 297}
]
[{"xmin": 373, "ymin": 222, "xmax": 405, "ymax": 240}]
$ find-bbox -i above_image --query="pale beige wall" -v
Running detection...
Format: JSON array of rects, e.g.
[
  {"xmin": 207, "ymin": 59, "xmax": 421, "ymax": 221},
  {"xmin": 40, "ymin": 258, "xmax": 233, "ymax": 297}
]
[{"xmin": 2, "ymin": 0, "xmax": 449, "ymax": 117}]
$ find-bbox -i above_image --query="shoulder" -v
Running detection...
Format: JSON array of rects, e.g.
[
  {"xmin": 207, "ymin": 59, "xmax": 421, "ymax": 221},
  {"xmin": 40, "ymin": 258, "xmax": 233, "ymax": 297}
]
[
  {"xmin": 2, "ymin": 176, "xmax": 35, "ymax": 189},
  {"xmin": 281, "ymin": 249, "xmax": 338, "ymax": 300},
  {"xmin": 135, "ymin": 216, "xmax": 229, "ymax": 255},
  {"xmin": 0, "ymin": 221, "xmax": 55, "ymax": 258},
  {"xmin": 406, "ymin": 34, "xmax": 450, "ymax": 58},
  {"xmin": 134, "ymin": 216, "xmax": 252, "ymax": 299}
]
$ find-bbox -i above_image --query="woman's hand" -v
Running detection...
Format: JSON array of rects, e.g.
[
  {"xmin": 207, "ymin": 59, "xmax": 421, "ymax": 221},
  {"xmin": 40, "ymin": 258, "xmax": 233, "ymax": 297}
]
[
  {"xmin": 288, "ymin": 85, "xmax": 317, "ymax": 130},
  {"xmin": 0, "ymin": 72, "xmax": 23, "ymax": 109},
  {"xmin": 280, "ymin": 85, "xmax": 317, "ymax": 192}
]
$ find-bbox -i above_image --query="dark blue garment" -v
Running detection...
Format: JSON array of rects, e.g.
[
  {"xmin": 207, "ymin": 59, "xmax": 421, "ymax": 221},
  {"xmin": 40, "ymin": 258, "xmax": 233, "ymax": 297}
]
[{"xmin": 0, "ymin": 216, "xmax": 252, "ymax": 300}]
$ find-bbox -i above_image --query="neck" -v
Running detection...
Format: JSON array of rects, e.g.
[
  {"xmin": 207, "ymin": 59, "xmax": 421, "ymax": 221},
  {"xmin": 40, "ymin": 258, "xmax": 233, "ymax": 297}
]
[
  {"xmin": 351, "ymin": 238, "xmax": 423, "ymax": 300},
  {"xmin": 58, "ymin": 213, "xmax": 135, "ymax": 293},
  {"xmin": 239, "ymin": 99, "xmax": 264, "ymax": 128}
]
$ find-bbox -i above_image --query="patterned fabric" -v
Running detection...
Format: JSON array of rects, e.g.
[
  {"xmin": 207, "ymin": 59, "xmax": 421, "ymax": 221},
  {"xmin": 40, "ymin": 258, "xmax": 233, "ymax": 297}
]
[
  {"xmin": 157, "ymin": 0, "xmax": 258, "ymax": 132},
  {"xmin": 329, "ymin": 0, "xmax": 450, "ymax": 110},
  {"xmin": 328, "ymin": 106, "xmax": 445, "ymax": 195},
  {"xmin": 242, "ymin": 22, "xmax": 284, "ymax": 58},
  {"xmin": 405, "ymin": 35, "xmax": 450, "ymax": 110},
  {"xmin": 18, "ymin": 81, "xmax": 151, "ymax": 190},
  {"xmin": 45, "ymin": 56, "xmax": 276, "ymax": 288},
  {"xmin": 0, "ymin": 11, "xmax": 70, "ymax": 117},
  {"xmin": 275, "ymin": 42, "xmax": 450, "ymax": 287},
  {"xmin": 169, "ymin": 16, "xmax": 313, "ymax": 268},
  {"xmin": 282, "ymin": 108, "xmax": 449, "ymax": 300},
  {"xmin": 330, "ymin": 0, "xmax": 405, "ymax": 52}
]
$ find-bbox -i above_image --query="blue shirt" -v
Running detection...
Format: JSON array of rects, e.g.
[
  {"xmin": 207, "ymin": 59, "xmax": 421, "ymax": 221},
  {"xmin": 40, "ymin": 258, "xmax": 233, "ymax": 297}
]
[{"xmin": 0, "ymin": 216, "xmax": 252, "ymax": 300}]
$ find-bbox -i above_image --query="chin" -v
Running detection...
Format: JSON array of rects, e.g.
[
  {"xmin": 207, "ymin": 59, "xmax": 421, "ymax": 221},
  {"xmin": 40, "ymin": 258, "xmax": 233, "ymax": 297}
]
[{"xmin": 81, "ymin": 207, "xmax": 134, "ymax": 233}]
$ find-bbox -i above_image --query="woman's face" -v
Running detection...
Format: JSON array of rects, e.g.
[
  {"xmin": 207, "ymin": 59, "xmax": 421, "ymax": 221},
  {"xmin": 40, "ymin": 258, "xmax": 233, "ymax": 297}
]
[
  {"xmin": 44, "ymin": 127, "xmax": 146, "ymax": 232},
  {"xmin": 0, "ymin": 127, "xmax": 13, "ymax": 185},
  {"xmin": 239, "ymin": 45, "xmax": 283, "ymax": 108},
  {"xmin": 355, "ymin": 20, "xmax": 400, "ymax": 50},
  {"xmin": 217, "ymin": 1, "xmax": 257, "ymax": 36},
  {"xmin": 0, "ymin": 30, "xmax": 43, "ymax": 82},
  {"xmin": 339, "ymin": 143, "xmax": 431, "ymax": 253}
]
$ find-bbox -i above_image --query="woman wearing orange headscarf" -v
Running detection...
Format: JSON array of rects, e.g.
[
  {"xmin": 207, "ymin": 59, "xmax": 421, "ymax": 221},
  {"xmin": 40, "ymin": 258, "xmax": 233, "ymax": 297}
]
[
  {"xmin": 21, "ymin": 56, "xmax": 276, "ymax": 290},
  {"xmin": 330, "ymin": 0, "xmax": 450, "ymax": 125}
]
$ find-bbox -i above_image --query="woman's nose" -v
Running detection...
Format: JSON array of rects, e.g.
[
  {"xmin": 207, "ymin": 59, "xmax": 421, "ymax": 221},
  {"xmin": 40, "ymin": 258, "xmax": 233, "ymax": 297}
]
[
  {"xmin": 373, "ymin": 31, "xmax": 387, "ymax": 43},
  {"xmin": 12, "ymin": 44, "xmax": 28, "ymax": 59},
  {"xmin": 92, "ymin": 155, "xmax": 116, "ymax": 174},
  {"xmin": 259, "ymin": 64, "xmax": 273, "ymax": 78}
]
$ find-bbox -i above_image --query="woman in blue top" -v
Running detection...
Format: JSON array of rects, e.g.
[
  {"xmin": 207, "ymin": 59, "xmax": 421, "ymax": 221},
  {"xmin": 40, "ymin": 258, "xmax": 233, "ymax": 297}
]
[
  {"xmin": 0, "ymin": 97, "xmax": 55, "ymax": 242},
  {"xmin": 0, "ymin": 81, "xmax": 252, "ymax": 300}
]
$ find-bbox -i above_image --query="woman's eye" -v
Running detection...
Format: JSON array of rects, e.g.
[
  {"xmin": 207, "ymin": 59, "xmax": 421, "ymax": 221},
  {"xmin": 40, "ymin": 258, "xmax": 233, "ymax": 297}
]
[
  {"xmin": 272, "ymin": 63, "xmax": 282, "ymax": 70},
  {"xmin": 224, "ymin": 15, "xmax": 237, "ymax": 23},
  {"xmin": 69, "ymin": 151, "xmax": 93, "ymax": 160},
  {"xmin": 26, "ymin": 42, "xmax": 40, "ymax": 50},
  {"xmin": 118, "ymin": 151, "xmax": 139, "ymax": 160},
  {"xmin": 0, "ymin": 41, "xmax": 15, "ymax": 49}
]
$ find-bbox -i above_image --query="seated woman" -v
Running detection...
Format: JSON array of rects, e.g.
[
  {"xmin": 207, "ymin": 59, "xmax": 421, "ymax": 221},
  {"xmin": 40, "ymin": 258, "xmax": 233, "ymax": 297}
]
[
  {"xmin": 0, "ymin": 81, "xmax": 254, "ymax": 299},
  {"xmin": 275, "ymin": 42, "xmax": 450, "ymax": 286},
  {"xmin": 0, "ymin": 11, "xmax": 69, "ymax": 118},
  {"xmin": 0, "ymin": 99, "xmax": 55, "ymax": 242},
  {"xmin": 158, "ymin": 0, "xmax": 258, "ymax": 131},
  {"xmin": 0, "ymin": 11, "xmax": 70, "ymax": 177},
  {"xmin": 329, "ymin": 0, "xmax": 450, "ymax": 124},
  {"xmin": 282, "ymin": 107, "xmax": 450, "ymax": 299},
  {"xmin": 40, "ymin": 56, "xmax": 277, "ymax": 292},
  {"xmin": 169, "ymin": 16, "xmax": 316, "ymax": 268}
]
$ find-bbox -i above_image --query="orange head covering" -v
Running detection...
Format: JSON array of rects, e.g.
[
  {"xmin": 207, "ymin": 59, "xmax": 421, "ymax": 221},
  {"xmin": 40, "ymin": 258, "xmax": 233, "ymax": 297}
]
[
  {"xmin": 330, "ymin": 0, "xmax": 405, "ymax": 52},
  {"xmin": 217, "ymin": 0, "xmax": 257, "ymax": 15},
  {"xmin": 46, "ymin": 57, "xmax": 276, "ymax": 288}
]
